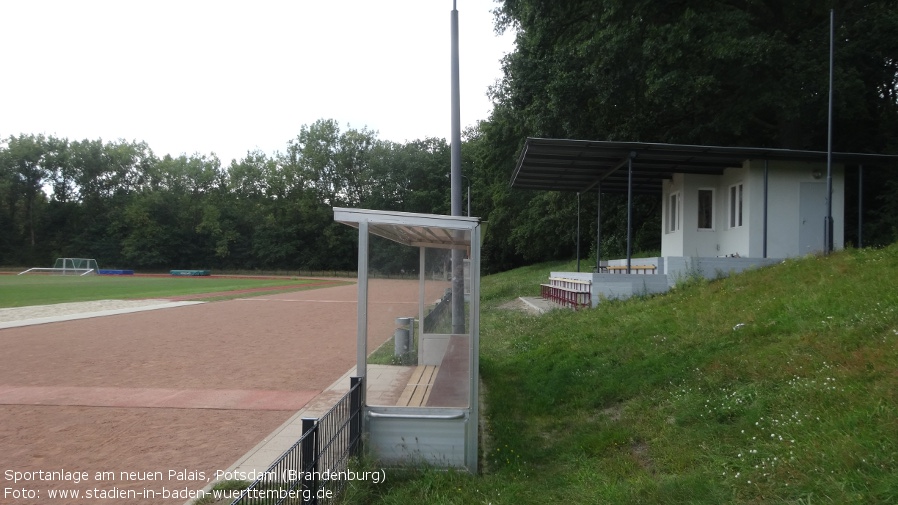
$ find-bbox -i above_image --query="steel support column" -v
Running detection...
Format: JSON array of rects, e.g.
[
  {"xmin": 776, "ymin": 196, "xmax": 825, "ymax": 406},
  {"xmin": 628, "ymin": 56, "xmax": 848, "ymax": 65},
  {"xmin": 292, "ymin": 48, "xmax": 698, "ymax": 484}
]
[
  {"xmin": 596, "ymin": 187, "xmax": 601, "ymax": 272},
  {"xmin": 356, "ymin": 220, "xmax": 369, "ymax": 382},
  {"xmin": 858, "ymin": 165, "xmax": 864, "ymax": 248},
  {"xmin": 627, "ymin": 153, "xmax": 634, "ymax": 273},
  {"xmin": 576, "ymin": 192, "xmax": 581, "ymax": 272},
  {"xmin": 763, "ymin": 160, "xmax": 769, "ymax": 258}
]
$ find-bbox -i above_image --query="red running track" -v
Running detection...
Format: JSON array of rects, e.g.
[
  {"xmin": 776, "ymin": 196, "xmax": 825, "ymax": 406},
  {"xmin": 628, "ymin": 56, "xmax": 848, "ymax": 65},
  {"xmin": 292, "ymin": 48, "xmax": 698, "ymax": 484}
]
[{"xmin": 0, "ymin": 278, "xmax": 438, "ymax": 504}]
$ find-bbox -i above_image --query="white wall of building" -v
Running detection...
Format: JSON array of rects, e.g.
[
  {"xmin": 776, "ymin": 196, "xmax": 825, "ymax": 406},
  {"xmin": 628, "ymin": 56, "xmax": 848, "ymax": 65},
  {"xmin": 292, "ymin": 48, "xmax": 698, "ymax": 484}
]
[
  {"xmin": 660, "ymin": 160, "xmax": 845, "ymax": 259},
  {"xmin": 683, "ymin": 173, "xmax": 725, "ymax": 257},
  {"xmin": 716, "ymin": 164, "xmax": 752, "ymax": 256},
  {"xmin": 660, "ymin": 175, "xmax": 685, "ymax": 257},
  {"xmin": 746, "ymin": 160, "xmax": 844, "ymax": 257}
]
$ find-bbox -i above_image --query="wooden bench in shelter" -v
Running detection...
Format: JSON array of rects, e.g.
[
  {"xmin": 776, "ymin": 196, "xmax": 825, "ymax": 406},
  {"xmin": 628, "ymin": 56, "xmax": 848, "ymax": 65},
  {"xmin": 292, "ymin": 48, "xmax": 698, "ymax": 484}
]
[
  {"xmin": 397, "ymin": 365, "xmax": 438, "ymax": 407},
  {"xmin": 540, "ymin": 277, "xmax": 591, "ymax": 309},
  {"xmin": 397, "ymin": 334, "xmax": 470, "ymax": 408}
]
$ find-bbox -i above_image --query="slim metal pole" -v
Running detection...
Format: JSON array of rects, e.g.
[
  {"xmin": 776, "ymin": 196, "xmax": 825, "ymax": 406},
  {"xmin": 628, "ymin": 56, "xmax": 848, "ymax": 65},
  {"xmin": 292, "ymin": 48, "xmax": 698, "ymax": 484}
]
[
  {"xmin": 763, "ymin": 160, "xmax": 769, "ymax": 258},
  {"xmin": 858, "ymin": 165, "xmax": 863, "ymax": 248},
  {"xmin": 576, "ymin": 192, "xmax": 581, "ymax": 272},
  {"xmin": 627, "ymin": 154, "xmax": 634, "ymax": 274},
  {"xmin": 596, "ymin": 187, "xmax": 601, "ymax": 272},
  {"xmin": 450, "ymin": 2, "xmax": 462, "ymax": 209},
  {"xmin": 825, "ymin": 8, "xmax": 835, "ymax": 254}
]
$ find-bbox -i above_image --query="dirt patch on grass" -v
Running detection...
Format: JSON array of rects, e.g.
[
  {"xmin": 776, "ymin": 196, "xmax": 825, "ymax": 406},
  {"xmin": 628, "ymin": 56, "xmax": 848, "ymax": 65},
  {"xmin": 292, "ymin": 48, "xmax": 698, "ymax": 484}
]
[
  {"xmin": 498, "ymin": 297, "xmax": 554, "ymax": 315},
  {"xmin": 630, "ymin": 440, "xmax": 656, "ymax": 475},
  {"xmin": 498, "ymin": 299, "xmax": 527, "ymax": 311}
]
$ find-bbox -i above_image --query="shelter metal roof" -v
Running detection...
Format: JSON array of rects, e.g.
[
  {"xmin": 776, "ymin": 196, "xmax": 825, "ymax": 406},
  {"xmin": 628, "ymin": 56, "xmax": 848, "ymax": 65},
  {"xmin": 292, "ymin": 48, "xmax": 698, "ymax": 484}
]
[
  {"xmin": 511, "ymin": 138, "xmax": 898, "ymax": 194},
  {"xmin": 333, "ymin": 208, "xmax": 479, "ymax": 250}
]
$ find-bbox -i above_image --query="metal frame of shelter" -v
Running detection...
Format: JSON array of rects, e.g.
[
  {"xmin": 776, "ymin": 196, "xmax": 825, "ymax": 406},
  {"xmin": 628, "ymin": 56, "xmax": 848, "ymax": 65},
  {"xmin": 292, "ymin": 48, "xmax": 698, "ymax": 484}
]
[
  {"xmin": 333, "ymin": 207, "xmax": 482, "ymax": 473},
  {"xmin": 511, "ymin": 138, "xmax": 898, "ymax": 268}
]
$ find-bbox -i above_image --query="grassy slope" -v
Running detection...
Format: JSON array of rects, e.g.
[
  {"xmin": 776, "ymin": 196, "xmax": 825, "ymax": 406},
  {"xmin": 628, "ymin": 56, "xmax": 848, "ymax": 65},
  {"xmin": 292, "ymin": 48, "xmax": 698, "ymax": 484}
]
[
  {"xmin": 0, "ymin": 275, "xmax": 322, "ymax": 307},
  {"xmin": 345, "ymin": 245, "xmax": 898, "ymax": 504}
]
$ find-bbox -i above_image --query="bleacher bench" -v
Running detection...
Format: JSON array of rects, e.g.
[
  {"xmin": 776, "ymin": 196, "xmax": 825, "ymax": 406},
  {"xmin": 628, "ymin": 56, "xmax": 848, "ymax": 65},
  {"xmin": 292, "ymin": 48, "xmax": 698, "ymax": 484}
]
[
  {"xmin": 540, "ymin": 277, "xmax": 591, "ymax": 309},
  {"xmin": 606, "ymin": 265, "xmax": 657, "ymax": 274}
]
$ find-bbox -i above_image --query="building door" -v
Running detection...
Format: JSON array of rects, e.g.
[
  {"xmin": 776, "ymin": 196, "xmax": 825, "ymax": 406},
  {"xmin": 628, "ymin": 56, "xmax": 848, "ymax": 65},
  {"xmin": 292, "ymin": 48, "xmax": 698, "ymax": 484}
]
[{"xmin": 799, "ymin": 182, "xmax": 826, "ymax": 254}]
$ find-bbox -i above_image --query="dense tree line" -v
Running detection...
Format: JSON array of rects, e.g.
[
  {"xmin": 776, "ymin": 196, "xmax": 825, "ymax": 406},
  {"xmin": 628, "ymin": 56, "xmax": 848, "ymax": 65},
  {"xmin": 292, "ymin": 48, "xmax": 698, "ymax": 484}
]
[
  {"xmin": 3, "ymin": 1, "xmax": 898, "ymax": 273},
  {"xmin": 480, "ymin": 0, "xmax": 898, "ymax": 265},
  {"xmin": 0, "ymin": 121, "xmax": 453, "ymax": 272}
]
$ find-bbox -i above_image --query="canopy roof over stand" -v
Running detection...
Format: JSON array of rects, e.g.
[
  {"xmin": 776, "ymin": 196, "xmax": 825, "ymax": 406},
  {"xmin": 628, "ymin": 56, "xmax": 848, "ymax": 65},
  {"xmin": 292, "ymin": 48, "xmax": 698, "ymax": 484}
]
[
  {"xmin": 511, "ymin": 138, "xmax": 898, "ymax": 269},
  {"xmin": 511, "ymin": 138, "xmax": 898, "ymax": 194}
]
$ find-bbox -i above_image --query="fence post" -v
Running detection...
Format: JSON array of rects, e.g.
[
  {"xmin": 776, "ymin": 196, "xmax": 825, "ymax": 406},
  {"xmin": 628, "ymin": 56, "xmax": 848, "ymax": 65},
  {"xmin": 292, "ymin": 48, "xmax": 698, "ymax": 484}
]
[
  {"xmin": 350, "ymin": 376, "xmax": 363, "ymax": 457},
  {"xmin": 301, "ymin": 417, "xmax": 318, "ymax": 505}
]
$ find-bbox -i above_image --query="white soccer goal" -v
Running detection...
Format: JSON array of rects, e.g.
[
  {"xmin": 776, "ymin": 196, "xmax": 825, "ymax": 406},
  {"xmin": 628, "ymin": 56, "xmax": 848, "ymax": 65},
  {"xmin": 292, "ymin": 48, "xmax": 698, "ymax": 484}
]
[{"xmin": 18, "ymin": 258, "xmax": 99, "ymax": 276}]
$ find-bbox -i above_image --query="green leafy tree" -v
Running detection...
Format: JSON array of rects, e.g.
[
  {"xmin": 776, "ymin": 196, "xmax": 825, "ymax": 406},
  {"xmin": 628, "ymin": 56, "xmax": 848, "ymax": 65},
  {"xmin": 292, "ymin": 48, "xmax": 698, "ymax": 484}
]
[
  {"xmin": 0, "ymin": 140, "xmax": 20, "ymax": 263},
  {"xmin": 481, "ymin": 0, "xmax": 898, "ymax": 264},
  {"xmin": 2, "ymin": 134, "xmax": 49, "ymax": 256},
  {"xmin": 493, "ymin": 0, "xmax": 898, "ymax": 150}
]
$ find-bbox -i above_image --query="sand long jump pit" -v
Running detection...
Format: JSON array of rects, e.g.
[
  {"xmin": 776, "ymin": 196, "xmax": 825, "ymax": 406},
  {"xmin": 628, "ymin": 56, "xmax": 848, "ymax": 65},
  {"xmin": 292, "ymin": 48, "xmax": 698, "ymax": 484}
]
[{"xmin": 0, "ymin": 278, "xmax": 433, "ymax": 504}]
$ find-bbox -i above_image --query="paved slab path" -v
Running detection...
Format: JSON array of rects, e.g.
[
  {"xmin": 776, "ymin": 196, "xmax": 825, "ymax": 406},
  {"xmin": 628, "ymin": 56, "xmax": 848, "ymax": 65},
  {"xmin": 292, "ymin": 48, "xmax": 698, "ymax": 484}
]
[{"xmin": 0, "ymin": 278, "xmax": 436, "ymax": 504}]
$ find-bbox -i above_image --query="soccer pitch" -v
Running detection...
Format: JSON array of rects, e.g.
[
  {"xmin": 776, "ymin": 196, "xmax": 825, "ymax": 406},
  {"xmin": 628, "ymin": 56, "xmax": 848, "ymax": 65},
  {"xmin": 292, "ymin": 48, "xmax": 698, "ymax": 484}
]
[{"xmin": 0, "ymin": 275, "xmax": 325, "ymax": 308}]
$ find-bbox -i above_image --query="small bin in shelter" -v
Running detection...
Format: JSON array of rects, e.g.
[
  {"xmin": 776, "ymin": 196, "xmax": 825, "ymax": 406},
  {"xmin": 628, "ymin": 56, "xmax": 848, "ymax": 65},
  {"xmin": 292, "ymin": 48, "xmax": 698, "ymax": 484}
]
[{"xmin": 394, "ymin": 317, "xmax": 414, "ymax": 356}]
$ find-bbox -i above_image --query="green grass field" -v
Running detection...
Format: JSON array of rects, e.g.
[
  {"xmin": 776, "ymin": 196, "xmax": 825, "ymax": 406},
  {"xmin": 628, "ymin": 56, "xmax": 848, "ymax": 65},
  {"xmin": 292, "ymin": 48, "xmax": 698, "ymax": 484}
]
[
  {"xmin": 341, "ymin": 244, "xmax": 898, "ymax": 504},
  {"xmin": 0, "ymin": 275, "xmax": 335, "ymax": 308}
]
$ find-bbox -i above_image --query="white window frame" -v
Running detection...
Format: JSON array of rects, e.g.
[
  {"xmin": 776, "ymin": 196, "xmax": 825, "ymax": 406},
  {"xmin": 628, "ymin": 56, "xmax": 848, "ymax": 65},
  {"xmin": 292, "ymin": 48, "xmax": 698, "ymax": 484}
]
[
  {"xmin": 668, "ymin": 191, "xmax": 680, "ymax": 233},
  {"xmin": 697, "ymin": 188, "xmax": 715, "ymax": 231},
  {"xmin": 728, "ymin": 183, "xmax": 744, "ymax": 229}
]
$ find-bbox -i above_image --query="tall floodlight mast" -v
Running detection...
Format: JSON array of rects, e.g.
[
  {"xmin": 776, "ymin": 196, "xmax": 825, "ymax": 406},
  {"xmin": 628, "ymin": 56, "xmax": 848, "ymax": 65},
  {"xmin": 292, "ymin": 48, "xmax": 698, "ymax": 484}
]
[
  {"xmin": 825, "ymin": 8, "xmax": 835, "ymax": 254},
  {"xmin": 450, "ymin": 0, "xmax": 465, "ymax": 333}
]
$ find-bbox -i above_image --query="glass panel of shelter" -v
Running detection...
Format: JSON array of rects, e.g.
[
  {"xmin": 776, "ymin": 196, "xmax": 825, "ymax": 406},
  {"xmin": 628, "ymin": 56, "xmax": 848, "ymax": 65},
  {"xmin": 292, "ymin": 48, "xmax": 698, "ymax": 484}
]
[{"xmin": 365, "ymin": 234, "xmax": 471, "ymax": 409}]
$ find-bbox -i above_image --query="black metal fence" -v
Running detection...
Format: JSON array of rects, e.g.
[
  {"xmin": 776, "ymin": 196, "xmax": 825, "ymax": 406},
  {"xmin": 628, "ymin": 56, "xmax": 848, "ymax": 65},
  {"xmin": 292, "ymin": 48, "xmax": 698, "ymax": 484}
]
[
  {"xmin": 229, "ymin": 377, "xmax": 363, "ymax": 505},
  {"xmin": 423, "ymin": 288, "xmax": 452, "ymax": 333}
]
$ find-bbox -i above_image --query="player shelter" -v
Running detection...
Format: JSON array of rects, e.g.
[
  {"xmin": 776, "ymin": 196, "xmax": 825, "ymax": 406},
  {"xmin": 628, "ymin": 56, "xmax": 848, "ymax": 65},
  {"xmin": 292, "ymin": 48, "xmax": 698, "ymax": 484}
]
[{"xmin": 334, "ymin": 208, "xmax": 482, "ymax": 473}]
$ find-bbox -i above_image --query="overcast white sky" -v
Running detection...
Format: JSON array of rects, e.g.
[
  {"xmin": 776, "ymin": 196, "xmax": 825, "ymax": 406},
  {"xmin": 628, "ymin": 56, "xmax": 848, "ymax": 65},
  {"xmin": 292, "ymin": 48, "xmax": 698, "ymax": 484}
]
[{"xmin": 0, "ymin": 0, "xmax": 515, "ymax": 165}]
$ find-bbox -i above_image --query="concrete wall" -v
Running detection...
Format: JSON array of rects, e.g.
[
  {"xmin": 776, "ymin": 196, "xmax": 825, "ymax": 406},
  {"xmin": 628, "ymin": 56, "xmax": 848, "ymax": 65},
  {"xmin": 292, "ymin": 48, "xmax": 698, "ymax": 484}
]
[
  {"xmin": 590, "ymin": 274, "xmax": 671, "ymax": 304},
  {"xmin": 552, "ymin": 255, "xmax": 781, "ymax": 306},
  {"xmin": 664, "ymin": 256, "xmax": 782, "ymax": 285}
]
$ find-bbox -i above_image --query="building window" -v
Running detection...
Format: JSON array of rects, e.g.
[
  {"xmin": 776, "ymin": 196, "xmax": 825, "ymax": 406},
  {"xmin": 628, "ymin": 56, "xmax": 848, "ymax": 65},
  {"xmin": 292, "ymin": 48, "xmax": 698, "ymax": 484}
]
[
  {"xmin": 668, "ymin": 192, "xmax": 680, "ymax": 233},
  {"xmin": 729, "ymin": 183, "xmax": 743, "ymax": 228},
  {"xmin": 698, "ymin": 189, "xmax": 714, "ymax": 230}
]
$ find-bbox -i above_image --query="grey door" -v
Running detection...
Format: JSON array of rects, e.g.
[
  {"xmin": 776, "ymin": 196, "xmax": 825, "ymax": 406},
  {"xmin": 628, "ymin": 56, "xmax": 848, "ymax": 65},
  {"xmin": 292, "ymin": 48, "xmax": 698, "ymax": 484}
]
[{"xmin": 799, "ymin": 182, "xmax": 826, "ymax": 254}]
